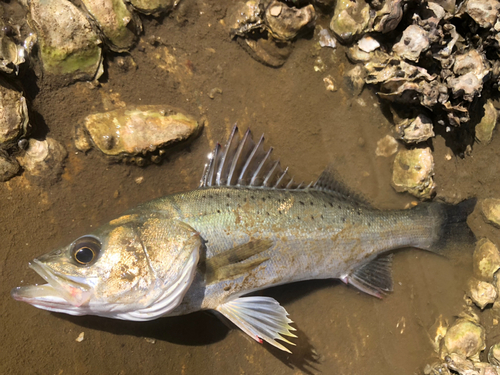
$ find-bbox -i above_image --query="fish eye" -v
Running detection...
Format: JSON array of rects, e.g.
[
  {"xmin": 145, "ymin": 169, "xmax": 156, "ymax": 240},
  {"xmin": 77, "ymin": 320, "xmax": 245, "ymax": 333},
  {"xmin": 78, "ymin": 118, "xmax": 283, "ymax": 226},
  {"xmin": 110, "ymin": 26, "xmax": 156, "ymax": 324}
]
[{"xmin": 71, "ymin": 236, "xmax": 101, "ymax": 266}]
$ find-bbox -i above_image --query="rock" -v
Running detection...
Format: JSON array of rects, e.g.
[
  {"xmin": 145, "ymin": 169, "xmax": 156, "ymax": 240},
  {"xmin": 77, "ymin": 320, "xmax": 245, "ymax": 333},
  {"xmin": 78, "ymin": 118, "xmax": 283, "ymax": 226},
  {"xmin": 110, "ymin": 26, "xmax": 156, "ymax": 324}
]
[
  {"xmin": 482, "ymin": 198, "xmax": 500, "ymax": 228},
  {"xmin": 391, "ymin": 148, "xmax": 435, "ymax": 200}
]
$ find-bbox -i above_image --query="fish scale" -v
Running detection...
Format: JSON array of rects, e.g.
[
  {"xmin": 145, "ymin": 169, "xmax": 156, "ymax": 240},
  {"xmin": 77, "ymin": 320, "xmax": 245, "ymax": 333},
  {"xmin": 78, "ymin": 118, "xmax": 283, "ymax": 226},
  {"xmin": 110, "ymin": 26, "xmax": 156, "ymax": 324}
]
[{"xmin": 11, "ymin": 126, "xmax": 476, "ymax": 353}]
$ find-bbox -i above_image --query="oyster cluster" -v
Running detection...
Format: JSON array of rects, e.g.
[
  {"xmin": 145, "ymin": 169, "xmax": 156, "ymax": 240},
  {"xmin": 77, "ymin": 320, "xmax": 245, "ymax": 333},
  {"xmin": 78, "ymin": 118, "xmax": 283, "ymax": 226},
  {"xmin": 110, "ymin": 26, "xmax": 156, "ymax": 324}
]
[
  {"xmin": 225, "ymin": 0, "xmax": 316, "ymax": 67},
  {"xmin": 0, "ymin": 75, "xmax": 68, "ymax": 182},
  {"xmin": 425, "ymin": 304, "xmax": 500, "ymax": 374},
  {"xmin": 338, "ymin": 0, "xmax": 500, "ymax": 134},
  {"xmin": 425, "ymin": 205, "xmax": 500, "ymax": 375},
  {"xmin": 0, "ymin": 6, "xmax": 30, "ymax": 76},
  {"xmin": 0, "ymin": 77, "xmax": 27, "ymax": 181},
  {"xmin": 12, "ymin": 0, "xmax": 180, "ymax": 84}
]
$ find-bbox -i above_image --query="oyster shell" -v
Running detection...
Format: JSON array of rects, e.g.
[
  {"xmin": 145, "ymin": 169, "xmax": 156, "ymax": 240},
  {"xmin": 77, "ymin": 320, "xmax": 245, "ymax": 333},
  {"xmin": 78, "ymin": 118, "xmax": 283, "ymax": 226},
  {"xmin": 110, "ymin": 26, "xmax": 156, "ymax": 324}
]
[
  {"xmin": 264, "ymin": 1, "xmax": 315, "ymax": 41},
  {"xmin": 226, "ymin": 1, "xmax": 313, "ymax": 67},
  {"xmin": 482, "ymin": 199, "xmax": 500, "ymax": 228},
  {"xmin": 391, "ymin": 147, "xmax": 436, "ymax": 200},
  {"xmin": 80, "ymin": 0, "xmax": 141, "ymax": 52},
  {"xmin": 226, "ymin": 1, "xmax": 264, "ymax": 38},
  {"xmin": 127, "ymin": 0, "xmax": 178, "ymax": 16},
  {"xmin": 357, "ymin": 36, "xmax": 380, "ymax": 53},
  {"xmin": 330, "ymin": 0, "xmax": 370, "ymax": 44},
  {"xmin": 454, "ymin": 50, "xmax": 490, "ymax": 76},
  {"xmin": 0, "ymin": 34, "xmax": 25, "ymax": 75},
  {"xmin": 344, "ymin": 64, "xmax": 366, "ymax": 95},
  {"xmin": 370, "ymin": 0, "xmax": 404, "ymax": 33},
  {"xmin": 76, "ymin": 105, "xmax": 201, "ymax": 163},
  {"xmin": 474, "ymin": 362, "xmax": 500, "ymax": 375},
  {"xmin": 424, "ymin": 361, "xmax": 452, "ymax": 375},
  {"xmin": 0, "ymin": 150, "xmax": 19, "ymax": 182},
  {"xmin": 467, "ymin": 277, "xmax": 497, "ymax": 309},
  {"xmin": 488, "ymin": 343, "xmax": 500, "ymax": 366},
  {"xmin": 318, "ymin": 28, "xmax": 336, "ymax": 48},
  {"xmin": 431, "ymin": 0, "xmax": 456, "ymax": 14},
  {"xmin": 27, "ymin": 0, "xmax": 103, "ymax": 82},
  {"xmin": 465, "ymin": 0, "xmax": 500, "ymax": 28},
  {"xmin": 395, "ymin": 114, "xmax": 435, "ymax": 144},
  {"xmin": 0, "ymin": 79, "xmax": 29, "ymax": 149},
  {"xmin": 237, "ymin": 37, "xmax": 293, "ymax": 67},
  {"xmin": 17, "ymin": 137, "xmax": 67, "ymax": 182},
  {"xmin": 448, "ymin": 50, "xmax": 490, "ymax": 101},
  {"xmin": 447, "ymin": 72, "xmax": 482, "ymax": 102},
  {"xmin": 442, "ymin": 317, "xmax": 485, "ymax": 360},
  {"xmin": 376, "ymin": 135, "xmax": 399, "ymax": 157},
  {"xmin": 475, "ymin": 99, "xmax": 497, "ymax": 144},
  {"xmin": 444, "ymin": 353, "xmax": 476, "ymax": 373},
  {"xmin": 392, "ymin": 25, "xmax": 430, "ymax": 63},
  {"xmin": 0, "ymin": 10, "xmax": 26, "ymax": 75},
  {"xmin": 473, "ymin": 238, "xmax": 500, "ymax": 281}
]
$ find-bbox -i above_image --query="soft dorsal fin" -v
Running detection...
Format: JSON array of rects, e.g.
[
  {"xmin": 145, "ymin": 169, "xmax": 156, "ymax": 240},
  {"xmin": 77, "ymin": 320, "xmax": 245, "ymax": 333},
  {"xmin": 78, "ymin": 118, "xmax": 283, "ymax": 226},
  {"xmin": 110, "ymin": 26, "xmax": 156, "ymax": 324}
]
[
  {"xmin": 200, "ymin": 126, "xmax": 303, "ymax": 189},
  {"xmin": 314, "ymin": 165, "xmax": 371, "ymax": 206}
]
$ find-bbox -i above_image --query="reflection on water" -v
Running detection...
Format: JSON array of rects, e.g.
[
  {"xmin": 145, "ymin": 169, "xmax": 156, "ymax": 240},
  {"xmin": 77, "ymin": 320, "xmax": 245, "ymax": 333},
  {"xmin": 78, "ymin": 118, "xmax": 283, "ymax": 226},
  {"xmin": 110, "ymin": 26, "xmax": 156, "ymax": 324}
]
[{"xmin": 1, "ymin": 2, "xmax": 500, "ymax": 375}]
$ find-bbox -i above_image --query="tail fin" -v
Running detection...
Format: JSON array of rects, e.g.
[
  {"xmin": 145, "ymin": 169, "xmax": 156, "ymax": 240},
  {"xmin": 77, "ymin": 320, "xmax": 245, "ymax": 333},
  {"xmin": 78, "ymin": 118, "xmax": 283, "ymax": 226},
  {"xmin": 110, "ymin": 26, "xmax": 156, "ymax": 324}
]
[{"xmin": 431, "ymin": 198, "xmax": 477, "ymax": 253}]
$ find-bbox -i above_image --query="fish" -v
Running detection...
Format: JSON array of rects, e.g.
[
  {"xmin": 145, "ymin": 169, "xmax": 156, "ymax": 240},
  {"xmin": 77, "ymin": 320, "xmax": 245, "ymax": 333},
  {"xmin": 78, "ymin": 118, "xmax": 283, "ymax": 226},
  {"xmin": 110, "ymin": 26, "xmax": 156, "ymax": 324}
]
[{"xmin": 11, "ymin": 126, "xmax": 476, "ymax": 353}]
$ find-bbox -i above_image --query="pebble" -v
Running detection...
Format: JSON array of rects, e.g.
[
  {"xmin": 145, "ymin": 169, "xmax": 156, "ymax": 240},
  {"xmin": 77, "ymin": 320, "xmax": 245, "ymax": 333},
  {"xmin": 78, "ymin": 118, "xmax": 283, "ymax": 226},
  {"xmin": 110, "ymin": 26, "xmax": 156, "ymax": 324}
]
[{"xmin": 75, "ymin": 332, "xmax": 85, "ymax": 342}]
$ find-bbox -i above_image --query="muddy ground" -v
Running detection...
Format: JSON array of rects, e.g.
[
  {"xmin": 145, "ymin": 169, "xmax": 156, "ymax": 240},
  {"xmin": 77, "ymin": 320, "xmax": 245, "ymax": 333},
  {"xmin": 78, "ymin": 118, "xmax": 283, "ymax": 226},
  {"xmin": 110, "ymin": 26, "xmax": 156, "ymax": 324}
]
[{"xmin": 1, "ymin": 1, "xmax": 500, "ymax": 374}]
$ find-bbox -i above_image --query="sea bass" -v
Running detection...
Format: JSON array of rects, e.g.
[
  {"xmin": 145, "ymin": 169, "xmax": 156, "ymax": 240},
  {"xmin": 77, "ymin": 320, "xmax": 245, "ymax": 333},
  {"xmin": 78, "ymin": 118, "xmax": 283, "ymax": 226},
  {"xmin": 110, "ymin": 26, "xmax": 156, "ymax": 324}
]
[{"xmin": 12, "ymin": 127, "xmax": 475, "ymax": 352}]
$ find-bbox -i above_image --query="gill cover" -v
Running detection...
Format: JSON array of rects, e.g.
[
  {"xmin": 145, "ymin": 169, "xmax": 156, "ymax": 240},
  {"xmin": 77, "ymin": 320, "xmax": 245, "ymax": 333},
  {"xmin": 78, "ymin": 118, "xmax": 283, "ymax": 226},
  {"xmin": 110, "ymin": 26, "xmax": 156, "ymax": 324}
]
[{"xmin": 116, "ymin": 219, "xmax": 202, "ymax": 321}]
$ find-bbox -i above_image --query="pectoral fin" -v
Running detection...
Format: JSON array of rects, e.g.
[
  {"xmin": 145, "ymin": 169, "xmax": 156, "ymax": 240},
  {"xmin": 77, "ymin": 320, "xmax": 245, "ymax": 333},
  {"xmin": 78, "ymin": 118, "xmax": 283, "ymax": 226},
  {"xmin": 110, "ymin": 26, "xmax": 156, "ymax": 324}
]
[
  {"xmin": 204, "ymin": 239, "xmax": 273, "ymax": 284},
  {"xmin": 342, "ymin": 254, "xmax": 394, "ymax": 298},
  {"xmin": 216, "ymin": 296, "xmax": 297, "ymax": 353}
]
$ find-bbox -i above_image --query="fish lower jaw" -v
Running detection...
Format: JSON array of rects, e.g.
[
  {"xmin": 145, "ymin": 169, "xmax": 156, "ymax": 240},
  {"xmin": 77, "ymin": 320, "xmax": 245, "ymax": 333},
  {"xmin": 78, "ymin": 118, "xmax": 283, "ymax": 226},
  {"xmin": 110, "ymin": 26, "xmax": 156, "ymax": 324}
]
[{"xmin": 11, "ymin": 284, "xmax": 86, "ymax": 315}]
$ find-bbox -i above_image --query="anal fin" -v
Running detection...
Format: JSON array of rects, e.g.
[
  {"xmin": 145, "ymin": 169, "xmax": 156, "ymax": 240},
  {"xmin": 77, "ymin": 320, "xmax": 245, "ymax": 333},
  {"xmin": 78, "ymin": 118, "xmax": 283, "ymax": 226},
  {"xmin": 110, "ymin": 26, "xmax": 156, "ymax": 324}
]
[
  {"xmin": 343, "ymin": 254, "xmax": 394, "ymax": 298},
  {"xmin": 216, "ymin": 296, "xmax": 297, "ymax": 353}
]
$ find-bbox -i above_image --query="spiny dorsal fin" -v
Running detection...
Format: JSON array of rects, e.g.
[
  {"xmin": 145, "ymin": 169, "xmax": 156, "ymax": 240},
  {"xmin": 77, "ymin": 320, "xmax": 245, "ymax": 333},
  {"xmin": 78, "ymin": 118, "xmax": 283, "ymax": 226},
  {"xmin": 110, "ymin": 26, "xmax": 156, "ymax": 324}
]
[
  {"xmin": 204, "ymin": 239, "xmax": 273, "ymax": 284},
  {"xmin": 200, "ymin": 126, "xmax": 303, "ymax": 189},
  {"xmin": 314, "ymin": 165, "xmax": 371, "ymax": 206}
]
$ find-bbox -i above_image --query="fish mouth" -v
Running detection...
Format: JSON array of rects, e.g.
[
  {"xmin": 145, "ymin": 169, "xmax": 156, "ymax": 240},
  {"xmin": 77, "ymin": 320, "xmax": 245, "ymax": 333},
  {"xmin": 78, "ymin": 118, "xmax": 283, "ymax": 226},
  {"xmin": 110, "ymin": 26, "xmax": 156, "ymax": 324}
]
[{"xmin": 11, "ymin": 259, "xmax": 92, "ymax": 315}]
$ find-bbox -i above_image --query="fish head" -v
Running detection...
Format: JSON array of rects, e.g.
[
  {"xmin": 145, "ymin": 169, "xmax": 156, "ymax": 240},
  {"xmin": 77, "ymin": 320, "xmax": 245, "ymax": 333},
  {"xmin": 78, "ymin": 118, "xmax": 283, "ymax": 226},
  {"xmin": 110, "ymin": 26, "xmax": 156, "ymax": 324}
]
[{"xmin": 11, "ymin": 214, "xmax": 202, "ymax": 321}]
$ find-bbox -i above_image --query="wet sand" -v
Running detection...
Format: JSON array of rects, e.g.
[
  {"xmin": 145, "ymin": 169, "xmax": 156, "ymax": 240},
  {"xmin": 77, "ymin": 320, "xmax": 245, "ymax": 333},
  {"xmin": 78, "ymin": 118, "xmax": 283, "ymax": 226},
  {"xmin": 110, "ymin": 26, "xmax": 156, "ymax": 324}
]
[{"xmin": 1, "ymin": 2, "xmax": 500, "ymax": 374}]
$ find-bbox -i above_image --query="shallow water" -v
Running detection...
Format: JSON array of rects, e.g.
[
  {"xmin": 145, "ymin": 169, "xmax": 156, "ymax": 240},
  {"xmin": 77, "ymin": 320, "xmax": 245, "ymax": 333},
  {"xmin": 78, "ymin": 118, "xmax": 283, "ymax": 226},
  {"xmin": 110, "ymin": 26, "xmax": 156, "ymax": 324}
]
[{"xmin": 2, "ymin": 2, "xmax": 500, "ymax": 374}]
